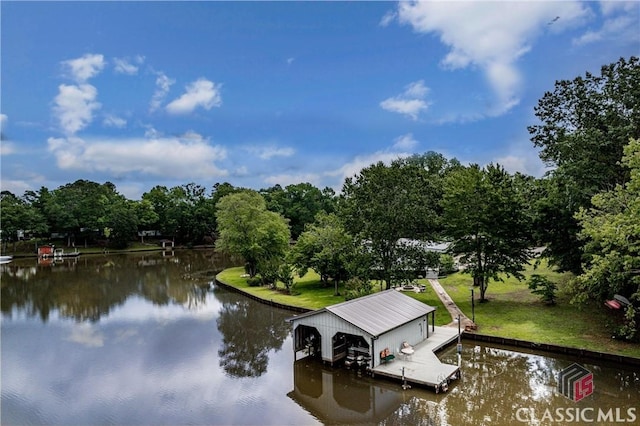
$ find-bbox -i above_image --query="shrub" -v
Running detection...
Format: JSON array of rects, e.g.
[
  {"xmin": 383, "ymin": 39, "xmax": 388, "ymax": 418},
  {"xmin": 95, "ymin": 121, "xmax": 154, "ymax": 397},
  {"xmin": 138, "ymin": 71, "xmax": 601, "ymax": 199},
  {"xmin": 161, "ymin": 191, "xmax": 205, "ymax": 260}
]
[
  {"xmin": 344, "ymin": 277, "xmax": 373, "ymax": 301},
  {"xmin": 528, "ymin": 274, "xmax": 558, "ymax": 305},
  {"xmin": 247, "ymin": 276, "xmax": 262, "ymax": 287}
]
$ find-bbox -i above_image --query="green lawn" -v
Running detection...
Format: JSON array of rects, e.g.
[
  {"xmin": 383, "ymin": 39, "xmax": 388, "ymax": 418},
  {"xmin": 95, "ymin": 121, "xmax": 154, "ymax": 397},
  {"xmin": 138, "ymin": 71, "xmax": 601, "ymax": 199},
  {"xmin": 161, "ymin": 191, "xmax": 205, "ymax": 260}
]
[
  {"xmin": 217, "ymin": 267, "xmax": 346, "ymax": 310},
  {"xmin": 216, "ymin": 267, "xmax": 451, "ymax": 325},
  {"xmin": 216, "ymin": 261, "xmax": 640, "ymax": 358},
  {"xmin": 438, "ymin": 260, "xmax": 640, "ymax": 358}
]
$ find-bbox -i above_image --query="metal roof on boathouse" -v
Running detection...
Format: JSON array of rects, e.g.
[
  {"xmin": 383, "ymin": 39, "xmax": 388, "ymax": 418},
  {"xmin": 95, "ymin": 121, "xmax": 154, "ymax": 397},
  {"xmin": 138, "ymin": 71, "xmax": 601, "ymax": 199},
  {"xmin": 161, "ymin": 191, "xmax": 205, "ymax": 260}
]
[{"xmin": 288, "ymin": 289, "xmax": 435, "ymax": 337}]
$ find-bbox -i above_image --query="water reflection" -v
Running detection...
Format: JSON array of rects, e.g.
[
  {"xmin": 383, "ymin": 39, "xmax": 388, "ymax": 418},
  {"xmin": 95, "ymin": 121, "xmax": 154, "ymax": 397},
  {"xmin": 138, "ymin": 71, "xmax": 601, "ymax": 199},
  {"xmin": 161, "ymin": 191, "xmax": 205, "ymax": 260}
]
[
  {"xmin": 289, "ymin": 343, "xmax": 640, "ymax": 425},
  {"xmin": 1, "ymin": 251, "xmax": 223, "ymax": 322},
  {"xmin": 214, "ymin": 287, "xmax": 291, "ymax": 377},
  {"xmin": 2, "ymin": 252, "xmax": 639, "ymax": 425}
]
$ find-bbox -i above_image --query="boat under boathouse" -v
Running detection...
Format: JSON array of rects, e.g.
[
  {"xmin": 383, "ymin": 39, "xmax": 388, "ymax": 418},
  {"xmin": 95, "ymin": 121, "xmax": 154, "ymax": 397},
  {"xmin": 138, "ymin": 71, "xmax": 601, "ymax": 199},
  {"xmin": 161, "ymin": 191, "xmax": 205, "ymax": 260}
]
[{"xmin": 287, "ymin": 290, "xmax": 460, "ymax": 390}]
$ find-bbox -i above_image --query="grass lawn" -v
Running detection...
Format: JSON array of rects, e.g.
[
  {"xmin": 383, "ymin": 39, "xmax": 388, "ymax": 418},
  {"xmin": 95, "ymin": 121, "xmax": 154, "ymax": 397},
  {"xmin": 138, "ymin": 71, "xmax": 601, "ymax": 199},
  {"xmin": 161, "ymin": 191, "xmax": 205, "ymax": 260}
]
[
  {"xmin": 216, "ymin": 267, "xmax": 451, "ymax": 325},
  {"xmin": 217, "ymin": 267, "xmax": 346, "ymax": 310},
  {"xmin": 216, "ymin": 260, "xmax": 640, "ymax": 359},
  {"xmin": 438, "ymin": 260, "xmax": 640, "ymax": 358}
]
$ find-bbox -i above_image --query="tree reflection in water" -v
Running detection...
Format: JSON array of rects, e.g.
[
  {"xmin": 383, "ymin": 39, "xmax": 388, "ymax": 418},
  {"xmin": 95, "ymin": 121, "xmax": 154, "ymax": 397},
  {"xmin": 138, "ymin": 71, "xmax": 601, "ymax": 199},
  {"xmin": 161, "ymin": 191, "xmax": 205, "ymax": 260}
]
[
  {"xmin": 214, "ymin": 287, "xmax": 291, "ymax": 377},
  {"xmin": 0, "ymin": 251, "xmax": 222, "ymax": 322}
]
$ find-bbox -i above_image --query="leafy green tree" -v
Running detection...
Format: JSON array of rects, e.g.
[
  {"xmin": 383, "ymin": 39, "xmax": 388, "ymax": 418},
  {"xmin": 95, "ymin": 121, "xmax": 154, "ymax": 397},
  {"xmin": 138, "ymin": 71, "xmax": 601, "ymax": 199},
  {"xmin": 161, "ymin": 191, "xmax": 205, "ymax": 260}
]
[
  {"xmin": 289, "ymin": 212, "xmax": 353, "ymax": 295},
  {"xmin": 133, "ymin": 199, "xmax": 159, "ymax": 242},
  {"xmin": 211, "ymin": 182, "xmax": 245, "ymax": 236},
  {"xmin": 261, "ymin": 182, "xmax": 336, "ymax": 240},
  {"xmin": 0, "ymin": 191, "xmax": 48, "ymax": 251},
  {"xmin": 442, "ymin": 164, "xmax": 533, "ymax": 301},
  {"xmin": 141, "ymin": 185, "xmax": 172, "ymax": 235},
  {"xmin": 215, "ymin": 191, "xmax": 290, "ymax": 278},
  {"xmin": 528, "ymin": 56, "xmax": 640, "ymax": 273},
  {"xmin": 39, "ymin": 180, "xmax": 121, "ymax": 246},
  {"xmin": 104, "ymin": 197, "xmax": 138, "ymax": 249},
  {"xmin": 574, "ymin": 139, "xmax": 640, "ymax": 337},
  {"xmin": 340, "ymin": 152, "xmax": 450, "ymax": 289}
]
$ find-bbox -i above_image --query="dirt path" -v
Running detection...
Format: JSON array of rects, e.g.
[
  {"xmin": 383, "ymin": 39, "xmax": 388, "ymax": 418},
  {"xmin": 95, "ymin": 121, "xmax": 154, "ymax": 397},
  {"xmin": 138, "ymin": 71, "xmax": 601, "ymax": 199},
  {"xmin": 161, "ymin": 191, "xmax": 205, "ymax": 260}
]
[{"xmin": 427, "ymin": 279, "xmax": 476, "ymax": 330}]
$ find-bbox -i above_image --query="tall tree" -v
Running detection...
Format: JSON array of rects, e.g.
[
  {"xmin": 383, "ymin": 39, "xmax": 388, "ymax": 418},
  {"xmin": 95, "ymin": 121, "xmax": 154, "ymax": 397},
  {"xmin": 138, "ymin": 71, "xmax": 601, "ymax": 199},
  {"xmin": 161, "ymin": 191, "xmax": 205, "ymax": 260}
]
[
  {"xmin": 528, "ymin": 56, "xmax": 640, "ymax": 273},
  {"xmin": 215, "ymin": 191, "xmax": 290, "ymax": 278},
  {"xmin": 575, "ymin": 139, "xmax": 640, "ymax": 308},
  {"xmin": 42, "ymin": 180, "xmax": 121, "ymax": 246},
  {"xmin": 289, "ymin": 212, "xmax": 353, "ymax": 295},
  {"xmin": 261, "ymin": 182, "xmax": 336, "ymax": 240},
  {"xmin": 104, "ymin": 197, "xmax": 139, "ymax": 249},
  {"xmin": 442, "ymin": 164, "xmax": 533, "ymax": 301},
  {"xmin": 0, "ymin": 191, "xmax": 47, "ymax": 251},
  {"xmin": 340, "ymin": 153, "xmax": 449, "ymax": 289}
]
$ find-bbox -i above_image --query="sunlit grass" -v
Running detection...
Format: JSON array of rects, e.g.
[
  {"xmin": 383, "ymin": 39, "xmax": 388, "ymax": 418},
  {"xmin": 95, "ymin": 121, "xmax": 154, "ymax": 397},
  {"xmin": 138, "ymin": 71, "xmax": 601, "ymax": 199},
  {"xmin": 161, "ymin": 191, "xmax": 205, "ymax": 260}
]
[
  {"xmin": 438, "ymin": 260, "xmax": 640, "ymax": 358},
  {"xmin": 217, "ymin": 267, "xmax": 453, "ymax": 325},
  {"xmin": 217, "ymin": 260, "xmax": 640, "ymax": 358},
  {"xmin": 216, "ymin": 267, "xmax": 344, "ymax": 310}
]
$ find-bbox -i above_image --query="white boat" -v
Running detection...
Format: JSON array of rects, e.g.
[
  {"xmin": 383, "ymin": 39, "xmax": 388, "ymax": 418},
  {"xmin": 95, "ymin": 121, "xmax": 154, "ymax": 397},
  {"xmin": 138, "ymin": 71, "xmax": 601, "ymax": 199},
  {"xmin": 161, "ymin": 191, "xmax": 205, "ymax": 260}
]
[{"xmin": 0, "ymin": 255, "xmax": 13, "ymax": 264}]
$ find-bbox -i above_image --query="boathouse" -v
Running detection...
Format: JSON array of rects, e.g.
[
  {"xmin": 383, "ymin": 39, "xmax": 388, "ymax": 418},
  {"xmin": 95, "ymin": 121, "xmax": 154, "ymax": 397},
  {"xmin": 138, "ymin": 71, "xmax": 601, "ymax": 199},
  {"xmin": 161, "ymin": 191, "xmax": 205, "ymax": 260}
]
[
  {"xmin": 288, "ymin": 290, "xmax": 436, "ymax": 369},
  {"xmin": 37, "ymin": 245, "xmax": 55, "ymax": 258}
]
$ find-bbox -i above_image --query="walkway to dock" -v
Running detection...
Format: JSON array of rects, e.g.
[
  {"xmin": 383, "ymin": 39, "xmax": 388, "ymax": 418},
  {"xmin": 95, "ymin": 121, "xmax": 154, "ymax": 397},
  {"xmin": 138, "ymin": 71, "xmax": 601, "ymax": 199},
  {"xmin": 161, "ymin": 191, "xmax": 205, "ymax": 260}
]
[
  {"xmin": 428, "ymin": 278, "xmax": 476, "ymax": 330},
  {"xmin": 371, "ymin": 326, "xmax": 460, "ymax": 390}
]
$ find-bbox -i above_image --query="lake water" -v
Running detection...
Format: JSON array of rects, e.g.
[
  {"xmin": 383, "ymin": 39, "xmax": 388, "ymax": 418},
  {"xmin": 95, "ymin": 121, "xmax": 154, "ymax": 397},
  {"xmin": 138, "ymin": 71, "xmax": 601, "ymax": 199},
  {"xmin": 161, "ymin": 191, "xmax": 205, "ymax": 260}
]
[{"xmin": 2, "ymin": 250, "xmax": 639, "ymax": 425}]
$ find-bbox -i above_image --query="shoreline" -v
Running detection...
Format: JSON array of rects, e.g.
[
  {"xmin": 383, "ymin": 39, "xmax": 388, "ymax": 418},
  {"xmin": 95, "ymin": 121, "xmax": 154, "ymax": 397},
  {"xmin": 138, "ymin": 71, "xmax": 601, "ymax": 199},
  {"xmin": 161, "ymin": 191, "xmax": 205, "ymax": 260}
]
[{"xmin": 215, "ymin": 272, "xmax": 640, "ymax": 367}]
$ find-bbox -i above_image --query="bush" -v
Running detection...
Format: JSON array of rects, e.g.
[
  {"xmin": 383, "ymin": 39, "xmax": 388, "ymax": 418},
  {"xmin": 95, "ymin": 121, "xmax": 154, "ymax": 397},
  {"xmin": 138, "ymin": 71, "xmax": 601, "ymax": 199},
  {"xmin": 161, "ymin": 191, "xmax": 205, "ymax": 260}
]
[
  {"xmin": 439, "ymin": 254, "xmax": 457, "ymax": 275},
  {"xmin": 247, "ymin": 276, "xmax": 262, "ymax": 287},
  {"xmin": 344, "ymin": 277, "xmax": 373, "ymax": 301},
  {"xmin": 528, "ymin": 274, "xmax": 558, "ymax": 305}
]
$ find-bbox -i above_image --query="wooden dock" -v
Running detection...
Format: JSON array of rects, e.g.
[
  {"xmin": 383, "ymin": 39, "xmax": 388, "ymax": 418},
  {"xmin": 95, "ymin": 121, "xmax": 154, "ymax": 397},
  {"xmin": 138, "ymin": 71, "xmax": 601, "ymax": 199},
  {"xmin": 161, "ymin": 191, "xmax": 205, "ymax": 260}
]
[{"xmin": 371, "ymin": 326, "xmax": 460, "ymax": 391}]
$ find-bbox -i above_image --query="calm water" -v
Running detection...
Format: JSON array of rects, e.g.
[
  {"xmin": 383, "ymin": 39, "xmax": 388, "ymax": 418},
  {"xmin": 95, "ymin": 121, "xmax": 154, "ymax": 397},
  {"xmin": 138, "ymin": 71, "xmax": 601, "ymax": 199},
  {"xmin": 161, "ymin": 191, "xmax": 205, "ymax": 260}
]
[{"xmin": 2, "ymin": 251, "xmax": 639, "ymax": 425}]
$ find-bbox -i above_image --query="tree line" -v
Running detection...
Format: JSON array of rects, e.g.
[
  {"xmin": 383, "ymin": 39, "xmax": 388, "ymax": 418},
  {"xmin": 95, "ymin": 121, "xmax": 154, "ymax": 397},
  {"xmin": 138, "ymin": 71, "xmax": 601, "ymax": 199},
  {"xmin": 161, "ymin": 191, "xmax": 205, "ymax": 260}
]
[{"xmin": 2, "ymin": 57, "xmax": 639, "ymax": 339}]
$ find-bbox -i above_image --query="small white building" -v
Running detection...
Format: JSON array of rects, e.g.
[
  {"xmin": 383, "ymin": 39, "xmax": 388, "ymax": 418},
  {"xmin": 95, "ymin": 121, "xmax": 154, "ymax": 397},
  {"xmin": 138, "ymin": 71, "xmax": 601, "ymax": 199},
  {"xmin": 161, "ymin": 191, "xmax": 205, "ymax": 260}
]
[{"xmin": 287, "ymin": 290, "xmax": 436, "ymax": 369}]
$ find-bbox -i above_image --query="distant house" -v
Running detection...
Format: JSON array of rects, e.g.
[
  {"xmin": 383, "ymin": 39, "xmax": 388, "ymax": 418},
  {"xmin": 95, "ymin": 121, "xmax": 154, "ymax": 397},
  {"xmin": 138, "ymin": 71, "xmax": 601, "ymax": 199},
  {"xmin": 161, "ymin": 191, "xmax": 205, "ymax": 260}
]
[{"xmin": 287, "ymin": 290, "xmax": 436, "ymax": 369}]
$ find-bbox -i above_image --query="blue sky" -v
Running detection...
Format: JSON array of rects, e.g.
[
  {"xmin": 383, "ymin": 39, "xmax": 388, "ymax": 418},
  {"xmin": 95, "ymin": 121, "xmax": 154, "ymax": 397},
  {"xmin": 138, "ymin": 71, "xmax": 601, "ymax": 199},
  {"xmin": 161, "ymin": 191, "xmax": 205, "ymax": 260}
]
[{"xmin": 1, "ymin": 1, "xmax": 639, "ymax": 200}]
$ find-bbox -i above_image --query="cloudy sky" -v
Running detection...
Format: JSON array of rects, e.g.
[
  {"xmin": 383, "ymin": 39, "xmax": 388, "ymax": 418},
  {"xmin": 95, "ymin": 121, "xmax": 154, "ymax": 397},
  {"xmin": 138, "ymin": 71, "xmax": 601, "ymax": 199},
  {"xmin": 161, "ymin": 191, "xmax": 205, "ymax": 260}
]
[{"xmin": 1, "ymin": 1, "xmax": 638, "ymax": 199}]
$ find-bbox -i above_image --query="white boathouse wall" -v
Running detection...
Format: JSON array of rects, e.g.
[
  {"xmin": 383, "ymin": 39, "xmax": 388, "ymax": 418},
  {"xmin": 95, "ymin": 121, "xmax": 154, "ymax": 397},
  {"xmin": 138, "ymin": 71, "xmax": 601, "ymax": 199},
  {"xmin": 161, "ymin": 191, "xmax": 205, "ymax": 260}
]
[
  {"xmin": 292, "ymin": 311, "xmax": 373, "ymax": 363},
  {"xmin": 372, "ymin": 315, "xmax": 429, "ymax": 365}
]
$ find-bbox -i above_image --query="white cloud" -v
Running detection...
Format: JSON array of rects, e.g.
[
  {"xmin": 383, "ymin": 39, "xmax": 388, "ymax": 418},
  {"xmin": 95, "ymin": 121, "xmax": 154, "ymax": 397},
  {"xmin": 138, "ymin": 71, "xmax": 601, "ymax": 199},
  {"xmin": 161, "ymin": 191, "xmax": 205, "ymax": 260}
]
[
  {"xmin": 379, "ymin": 10, "xmax": 397, "ymax": 27},
  {"xmin": 392, "ymin": 133, "xmax": 418, "ymax": 151},
  {"xmin": 380, "ymin": 80, "xmax": 430, "ymax": 120},
  {"xmin": 234, "ymin": 166, "xmax": 249, "ymax": 176},
  {"xmin": 327, "ymin": 149, "xmax": 411, "ymax": 190},
  {"xmin": 47, "ymin": 132, "xmax": 228, "ymax": 179},
  {"xmin": 150, "ymin": 72, "xmax": 175, "ymax": 112},
  {"xmin": 103, "ymin": 114, "xmax": 127, "ymax": 128},
  {"xmin": 1, "ymin": 141, "xmax": 16, "ymax": 155},
  {"xmin": 53, "ymin": 83, "xmax": 101, "ymax": 135},
  {"xmin": 113, "ymin": 56, "xmax": 143, "ymax": 75},
  {"xmin": 67, "ymin": 324, "xmax": 104, "ymax": 348},
  {"xmin": 63, "ymin": 53, "xmax": 105, "ymax": 82},
  {"xmin": 0, "ymin": 113, "xmax": 7, "ymax": 129},
  {"xmin": 166, "ymin": 78, "xmax": 222, "ymax": 114},
  {"xmin": 493, "ymin": 139, "xmax": 549, "ymax": 177},
  {"xmin": 396, "ymin": 1, "xmax": 590, "ymax": 115},
  {"xmin": 573, "ymin": 2, "xmax": 639, "ymax": 46},
  {"xmin": 0, "ymin": 179, "xmax": 34, "ymax": 195},
  {"xmin": 247, "ymin": 145, "xmax": 295, "ymax": 160}
]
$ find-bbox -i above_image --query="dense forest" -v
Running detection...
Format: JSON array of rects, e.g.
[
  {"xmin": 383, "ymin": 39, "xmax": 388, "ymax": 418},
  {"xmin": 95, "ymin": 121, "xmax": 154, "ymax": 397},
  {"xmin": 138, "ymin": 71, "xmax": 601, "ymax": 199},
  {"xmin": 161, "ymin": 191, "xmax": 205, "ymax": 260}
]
[{"xmin": 2, "ymin": 57, "xmax": 639, "ymax": 339}]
